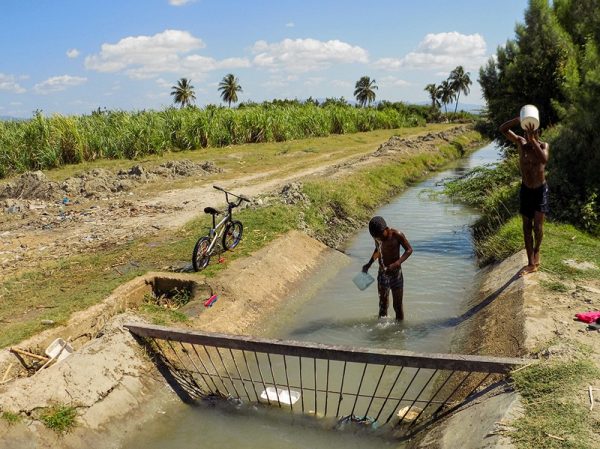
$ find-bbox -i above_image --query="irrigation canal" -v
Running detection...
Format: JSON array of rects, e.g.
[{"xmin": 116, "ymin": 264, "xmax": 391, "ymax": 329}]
[{"xmin": 123, "ymin": 142, "xmax": 503, "ymax": 449}]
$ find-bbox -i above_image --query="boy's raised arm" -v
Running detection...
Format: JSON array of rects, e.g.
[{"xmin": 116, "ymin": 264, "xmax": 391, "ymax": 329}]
[{"xmin": 499, "ymin": 117, "xmax": 523, "ymax": 146}]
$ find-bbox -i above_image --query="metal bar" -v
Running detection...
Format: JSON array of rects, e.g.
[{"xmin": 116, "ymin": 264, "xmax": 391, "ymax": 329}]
[
  {"xmin": 266, "ymin": 353, "xmax": 282, "ymax": 408},
  {"xmin": 335, "ymin": 361, "xmax": 347, "ymax": 417},
  {"xmin": 165, "ymin": 340, "xmax": 204, "ymax": 398},
  {"xmin": 241, "ymin": 350, "xmax": 260, "ymax": 402},
  {"xmin": 228, "ymin": 348, "xmax": 252, "ymax": 401},
  {"xmin": 365, "ymin": 364, "xmax": 388, "ymax": 418},
  {"xmin": 125, "ymin": 324, "xmax": 527, "ymax": 373},
  {"xmin": 430, "ymin": 371, "xmax": 474, "ymax": 418},
  {"xmin": 190, "ymin": 344, "xmax": 220, "ymax": 393},
  {"xmin": 178, "ymin": 342, "xmax": 211, "ymax": 392},
  {"xmin": 397, "ymin": 369, "xmax": 438, "ymax": 426},
  {"xmin": 313, "ymin": 357, "xmax": 317, "ymax": 415},
  {"xmin": 201, "ymin": 345, "xmax": 232, "ymax": 397},
  {"xmin": 299, "ymin": 357, "xmax": 305, "ymax": 414},
  {"xmin": 384, "ymin": 368, "xmax": 422, "ymax": 424},
  {"xmin": 407, "ymin": 370, "xmax": 457, "ymax": 429},
  {"xmin": 324, "ymin": 358, "xmax": 330, "ymax": 417},
  {"xmin": 374, "ymin": 366, "xmax": 404, "ymax": 422},
  {"xmin": 214, "ymin": 347, "xmax": 242, "ymax": 399},
  {"xmin": 283, "ymin": 355, "xmax": 293, "ymax": 413},
  {"xmin": 253, "ymin": 351, "xmax": 270, "ymax": 406},
  {"xmin": 350, "ymin": 363, "xmax": 368, "ymax": 417}
]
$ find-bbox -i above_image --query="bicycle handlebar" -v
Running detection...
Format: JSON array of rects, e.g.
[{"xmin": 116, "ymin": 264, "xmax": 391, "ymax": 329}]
[{"xmin": 213, "ymin": 185, "xmax": 250, "ymax": 203}]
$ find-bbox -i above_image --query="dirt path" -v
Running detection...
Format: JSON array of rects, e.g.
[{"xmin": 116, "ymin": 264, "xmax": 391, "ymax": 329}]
[{"xmin": 0, "ymin": 125, "xmax": 469, "ymax": 281}]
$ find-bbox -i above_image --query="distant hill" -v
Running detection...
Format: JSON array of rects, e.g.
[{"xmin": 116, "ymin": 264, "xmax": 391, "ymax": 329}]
[
  {"xmin": 0, "ymin": 115, "xmax": 26, "ymax": 122},
  {"xmin": 413, "ymin": 101, "xmax": 484, "ymax": 113}
]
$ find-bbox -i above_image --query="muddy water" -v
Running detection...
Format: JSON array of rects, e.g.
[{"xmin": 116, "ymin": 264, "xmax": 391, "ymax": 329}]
[{"xmin": 123, "ymin": 143, "xmax": 501, "ymax": 449}]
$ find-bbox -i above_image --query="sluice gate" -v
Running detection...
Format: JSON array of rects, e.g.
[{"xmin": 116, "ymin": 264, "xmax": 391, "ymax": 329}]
[{"xmin": 126, "ymin": 323, "xmax": 526, "ymax": 437}]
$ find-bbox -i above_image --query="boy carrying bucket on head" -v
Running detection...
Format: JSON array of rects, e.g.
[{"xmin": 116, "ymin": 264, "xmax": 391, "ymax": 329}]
[{"xmin": 362, "ymin": 216, "xmax": 413, "ymax": 321}]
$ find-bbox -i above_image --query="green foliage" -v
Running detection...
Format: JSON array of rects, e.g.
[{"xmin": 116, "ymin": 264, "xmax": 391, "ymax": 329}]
[
  {"xmin": 1, "ymin": 411, "xmax": 21, "ymax": 425},
  {"xmin": 0, "ymin": 103, "xmax": 428, "ymax": 179},
  {"xmin": 40, "ymin": 405, "xmax": 77, "ymax": 433},
  {"xmin": 353, "ymin": 76, "xmax": 378, "ymax": 107},
  {"xmin": 479, "ymin": 0, "xmax": 580, "ymax": 136},
  {"xmin": 218, "ymin": 74, "xmax": 243, "ymax": 107}
]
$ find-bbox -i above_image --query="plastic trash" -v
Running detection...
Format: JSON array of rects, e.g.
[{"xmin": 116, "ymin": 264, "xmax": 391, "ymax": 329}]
[
  {"xmin": 259, "ymin": 387, "xmax": 301, "ymax": 405},
  {"xmin": 352, "ymin": 271, "xmax": 375, "ymax": 291},
  {"xmin": 397, "ymin": 405, "xmax": 423, "ymax": 423},
  {"xmin": 204, "ymin": 294, "xmax": 218, "ymax": 308},
  {"xmin": 44, "ymin": 338, "xmax": 74, "ymax": 362}
]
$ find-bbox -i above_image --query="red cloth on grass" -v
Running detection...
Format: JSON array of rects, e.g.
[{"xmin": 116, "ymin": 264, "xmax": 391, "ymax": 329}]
[{"xmin": 575, "ymin": 311, "xmax": 600, "ymax": 323}]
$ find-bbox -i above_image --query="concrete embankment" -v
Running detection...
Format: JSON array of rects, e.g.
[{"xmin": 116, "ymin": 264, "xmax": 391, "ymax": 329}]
[{"xmin": 415, "ymin": 251, "xmax": 532, "ymax": 449}]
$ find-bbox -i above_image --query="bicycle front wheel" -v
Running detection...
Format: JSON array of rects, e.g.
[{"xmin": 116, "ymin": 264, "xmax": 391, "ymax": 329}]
[
  {"xmin": 192, "ymin": 236, "xmax": 211, "ymax": 271},
  {"xmin": 222, "ymin": 220, "xmax": 243, "ymax": 250}
]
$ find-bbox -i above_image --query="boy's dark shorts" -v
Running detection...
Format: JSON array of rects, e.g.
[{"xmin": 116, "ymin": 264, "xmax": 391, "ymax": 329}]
[
  {"xmin": 377, "ymin": 269, "xmax": 404, "ymax": 290},
  {"xmin": 519, "ymin": 183, "xmax": 549, "ymax": 219}
]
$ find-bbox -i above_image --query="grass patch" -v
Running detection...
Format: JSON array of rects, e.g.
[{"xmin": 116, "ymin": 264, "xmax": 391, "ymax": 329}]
[
  {"xmin": 40, "ymin": 405, "xmax": 77, "ymax": 433},
  {"xmin": 1, "ymin": 411, "xmax": 21, "ymax": 425},
  {"xmin": 477, "ymin": 218, "xmax": 600, "ymax": 279},
  {"xmin": 138, "ymin": 304, "xmax": 189, "ymax": 325},
  {"xmin": 510, "ymin": 358, "xmax": 600, "ymax": 448},
  {"xmin": 540, "ymin": 280, "xmax": 570, "ymax": 292}
]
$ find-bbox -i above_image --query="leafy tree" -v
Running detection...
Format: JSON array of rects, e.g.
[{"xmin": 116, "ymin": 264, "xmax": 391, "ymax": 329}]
[
  {"xmin": 438, "ymin": 80, "xmax": 455, "ymax": 114},
  {"xmin": 218, "ymin": 73, "xmax": 243, "ymax": 108},
  {"xmin": 479, "ymin": 0, "xmax": 579, "ymax": 132},
  {"xmin": 449, "ymin": 66, "xmax": 472, "ymax": 113},
  {"xmin": 353, "ymin": 76, "xmax": 378, "ymax": 107},
  {"xmin": 424, "ymin": 83, "xmax": 441, "ymax": 109},
  {"xmin": 170, "ymin": 78, "xmax": 196, "ymax": 108}
]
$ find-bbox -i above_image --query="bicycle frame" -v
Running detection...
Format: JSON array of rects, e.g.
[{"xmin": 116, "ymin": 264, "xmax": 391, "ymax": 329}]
[{"xmin": 206, "ymin": 213, "xmax": 231, "ymax": 254}]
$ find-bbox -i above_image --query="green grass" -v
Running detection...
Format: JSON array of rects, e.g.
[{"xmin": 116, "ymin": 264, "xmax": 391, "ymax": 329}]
[
  {"xmin": 477, "ymin": 218, "xmax": 600, "ymax": 279},
  {"xmin": 0, "ymin": 129, "xmax": 484, "ymax": 348},
  {"xmin": 540, "ymin": 280, "xmax": 570, "ymax": 292},
  {"xmin": 40, "ymin": 405, "xmax": 77, "ymax": 433},
  {"xmin": 138, "ymin": 304, "xmax": 189, "ymax": 326},
  {"xmin": 510, "ymin": 356, "xmax": 600, "ymax": 449},
  {"xmin": 1, "ymin": 411, "xmax": 21, "ymax": 425}
]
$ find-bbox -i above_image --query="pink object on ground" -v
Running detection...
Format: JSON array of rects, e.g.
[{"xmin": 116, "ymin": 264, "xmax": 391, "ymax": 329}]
[
  {"xmin": 204, "ymin": 294, "xmax": 218, "ymax": 307},
  {"xmin": 575, "ymin": 311, "xmax": 600, "ymax": 323}
]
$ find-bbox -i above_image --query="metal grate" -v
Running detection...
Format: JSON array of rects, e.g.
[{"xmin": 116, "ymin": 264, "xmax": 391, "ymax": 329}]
[{"xmin": 126, "ymin": 323, "xmax": 526, "ymax": 436}]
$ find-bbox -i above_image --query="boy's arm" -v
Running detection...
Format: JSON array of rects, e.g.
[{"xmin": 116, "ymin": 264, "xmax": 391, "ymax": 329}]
[
  {"xmin": 362, "ymin": 247, "xmax": 379, "ymax": 272},
  {"xmin": 499, "ymin": 117, "xmax": 525, "ymax": 146},
  {"xmin": 386, "ymin": 231, "xmax": 413, "ymax": 271},
  {"xmin": 524, "ymin": 124, "xmax": 549, "ymax": 163}
]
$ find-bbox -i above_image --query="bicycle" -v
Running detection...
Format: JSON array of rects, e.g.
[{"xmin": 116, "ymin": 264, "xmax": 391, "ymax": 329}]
[{"xmin": 192, "ymin": 185, "xmax": 250, "ymax": 272}]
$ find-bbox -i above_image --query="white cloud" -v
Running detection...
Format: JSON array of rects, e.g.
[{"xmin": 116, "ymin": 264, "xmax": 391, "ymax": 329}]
[
  {"xmin": 261, "ymin": 74, "xmax": 298, "ymax": 88},
  {"xmin": 304, "ymin": 76, "xmax": 324, "ymax": 87},
  {"xmin": 168, "ymin": 0, "xmax": 196, "ymax": 5},
  {"xmin": 66, "ymin": 48, "xmax": 80, "ymax": 59},
  {"xmin": 85, "ymin": 29, "xmax": 249, "ymax": 79},
  {"xmin": 285, "ymin": 22, "xmax": 295, "ymax": 28},
  {"xmin": 379, "ymin": 76, "xmax": 410, "ymax": 87},
  {"xmin": 9, "ymin": 101, "xmax": 22, "ymax": 106},
  {"xmin": 34, "ymin": 75, "xmax": 87, "ymax": 94},
  {"xmin": 252, "ymin": 38, "xmax": 369, "ymax": 73},
  {"xmin": 331, "ymin": 79, "xmax": 352, "ymax": 88},
  {"xmin": 0, "ymin": 73, "xmax": 26, "ymax": 93},
  {"xmin": 375, "ymin": 32, "xmax": 487, "ymax": 71}
]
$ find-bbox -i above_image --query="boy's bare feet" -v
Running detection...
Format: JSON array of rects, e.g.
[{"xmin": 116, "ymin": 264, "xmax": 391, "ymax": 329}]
[
  {"xmin": 533, "ymin": 250, "xmax": 541, "ymax": 268},
  {"xmin": 519, "ymin": 264, "xmax": 538, "ymax": 276}
]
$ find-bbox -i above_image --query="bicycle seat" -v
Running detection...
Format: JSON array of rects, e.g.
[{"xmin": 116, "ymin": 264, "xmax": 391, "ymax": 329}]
[{"xmin": 203, "ymin": 207, "xmax": 221, "ymax": 215}]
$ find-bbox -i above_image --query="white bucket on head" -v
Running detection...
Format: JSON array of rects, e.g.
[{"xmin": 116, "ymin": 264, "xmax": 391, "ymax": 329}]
[{"xmin": 520, "ymin": 104, "xmax": 540, "ymax": 130}]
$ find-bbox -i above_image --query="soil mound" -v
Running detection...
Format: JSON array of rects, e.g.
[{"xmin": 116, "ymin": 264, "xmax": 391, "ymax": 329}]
[{"xmin": 0, "ymin": 160, "xmax": 221, "ymax": 201}]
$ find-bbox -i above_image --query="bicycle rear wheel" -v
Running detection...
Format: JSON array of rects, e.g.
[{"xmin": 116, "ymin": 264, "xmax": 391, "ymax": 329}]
[
  {"xmin": 222, "ymin": 220, "xmax": 243, "ymax": 250},
  {"xmin": 192, "ymin": 236, "xmax": 211, "ymax": 271}
]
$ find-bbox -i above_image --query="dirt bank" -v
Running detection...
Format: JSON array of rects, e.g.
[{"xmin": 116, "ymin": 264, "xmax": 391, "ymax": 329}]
[{"xmin": 0, "ymin": 231, "xmax": 349, "ymax": 448}]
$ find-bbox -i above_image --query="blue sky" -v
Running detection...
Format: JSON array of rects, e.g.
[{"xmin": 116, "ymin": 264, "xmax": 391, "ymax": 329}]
[{"xmin": 1, "ymin": 0, "xmax": 529, "ymax": 117}]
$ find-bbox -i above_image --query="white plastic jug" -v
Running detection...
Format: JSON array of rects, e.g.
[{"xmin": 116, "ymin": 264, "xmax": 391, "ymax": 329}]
[{"xmin": 520, "ymin": 104, "xmax": 540, "ymax": 130}]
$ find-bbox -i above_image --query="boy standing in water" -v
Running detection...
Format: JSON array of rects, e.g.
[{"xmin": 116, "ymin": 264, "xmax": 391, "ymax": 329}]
[{"xmin": 362, "ymin": 216, "xmax": 413, "ymax": 320}]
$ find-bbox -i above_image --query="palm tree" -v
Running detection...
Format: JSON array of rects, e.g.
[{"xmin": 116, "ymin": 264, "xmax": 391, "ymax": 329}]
[
  {"xmin": 353, "ymin": 76, "xmax": 378, "ymax": 107},
  {"xmin": 170, "ymin": 78, "xmax": 196, "ymax": 108},
  {"xmin": 218, "ymin": 73, "xmax": 243, "ymax": 108},
  {"xmin": 449, "ymin": 66, "xmax": 472, "ymax": 113},
  {"xmin": 424, "ymin": 83, "xmax": 441, "ymax": 109},
  {"xmin": 438, "ymin": 80, "xmax": 455, "ymax": 115}
]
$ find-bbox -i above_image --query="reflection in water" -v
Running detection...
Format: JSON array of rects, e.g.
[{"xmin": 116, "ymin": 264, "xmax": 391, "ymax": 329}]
[{"xmin": 122, "ymin": 143, "xmax": 503, "ymax": 449}]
